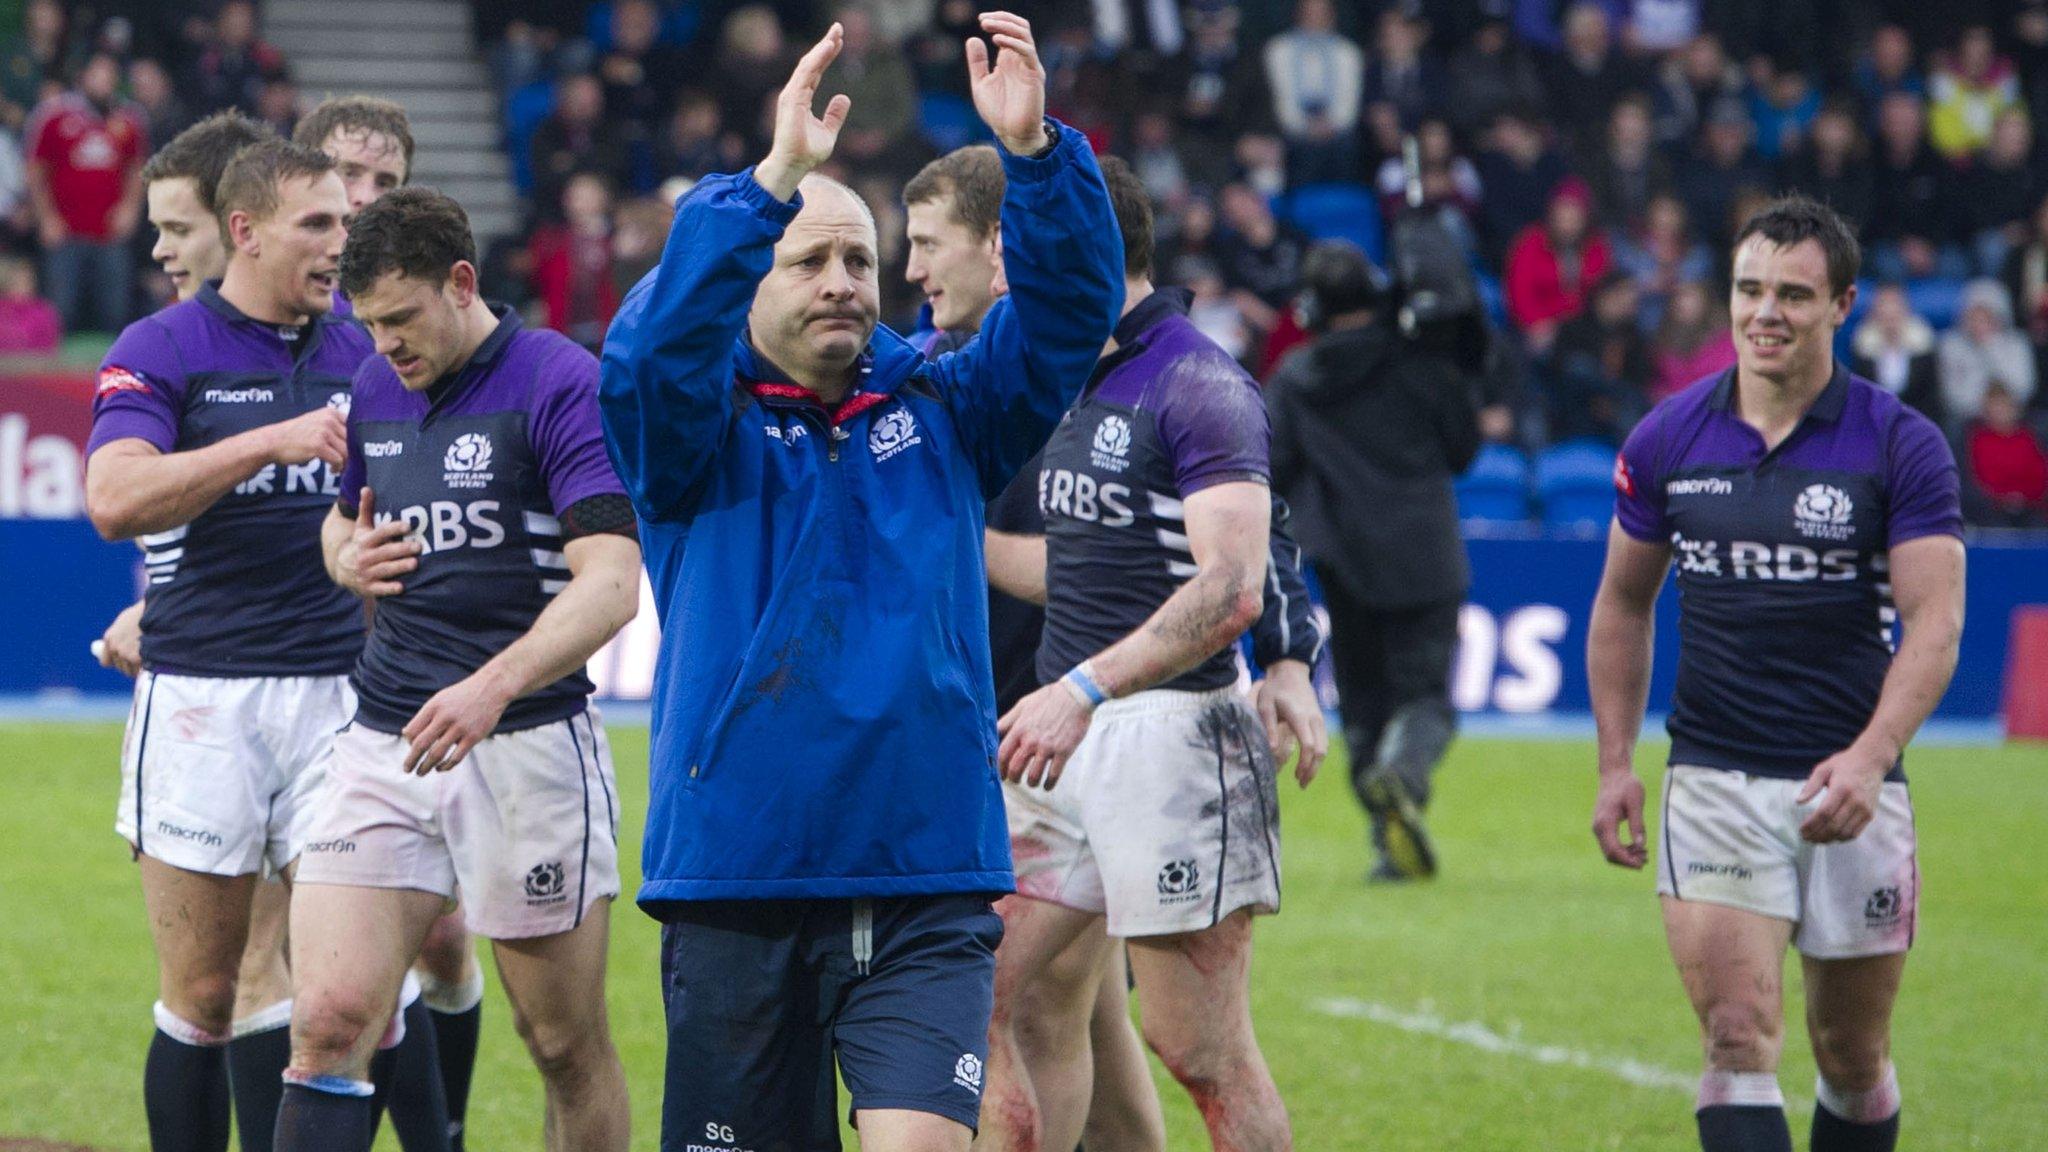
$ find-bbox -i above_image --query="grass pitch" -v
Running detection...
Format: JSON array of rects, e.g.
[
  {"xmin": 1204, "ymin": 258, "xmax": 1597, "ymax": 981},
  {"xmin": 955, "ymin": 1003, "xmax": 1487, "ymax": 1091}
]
[{"xmin": 2, "ymin": 723, "xmax": 2042, "ymax": 1150}]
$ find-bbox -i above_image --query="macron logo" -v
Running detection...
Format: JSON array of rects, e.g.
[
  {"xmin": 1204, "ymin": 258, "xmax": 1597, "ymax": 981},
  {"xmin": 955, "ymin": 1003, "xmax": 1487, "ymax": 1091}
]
[
  {"xmin": 1667, "ymin": 478, "xmax": 1733, "ymax": 496},
  {"xmin": 202, "ymin": 387, "xmax": 275, "ymax": 404},
  {"xmin": 364, "ymin": 441, "xmax": 404, "ymax": 458}
]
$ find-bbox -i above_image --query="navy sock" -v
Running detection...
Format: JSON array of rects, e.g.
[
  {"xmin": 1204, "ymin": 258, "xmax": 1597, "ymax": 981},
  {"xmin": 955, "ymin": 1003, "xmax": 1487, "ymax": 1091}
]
[
  {"xmin": 145, "ymin": 1026, "xmax": 231, "ymax": 1152},
  {"xmin": 380, "ymin": 998, "xmax": 454, "ymax": 1152},
  {"xmin": 227, "ymin": 1017, "xmax": 292, "ymax": 1152},
  {"xmin": 1696, "ymin": 1105, "xmax": 1794, "ymax": 1152},
  {"xmin": 1812, "ymin": 1103, "xmax": 1900, "ymax": 1152},
  {"xmin": 274, "ymin": 1080, "xmax": 373, "ymax": 1152},
  {"xmin": 429, "ymin": 1002, "xmax": 482, "ymax": 1151}
]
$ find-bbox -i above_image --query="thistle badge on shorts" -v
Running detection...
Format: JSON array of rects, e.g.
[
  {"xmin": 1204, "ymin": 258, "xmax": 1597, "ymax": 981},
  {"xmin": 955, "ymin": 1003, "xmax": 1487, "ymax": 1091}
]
[
  {"xmin": 524, "ymin": 861, "xmax": 566, "ymax": 904},
  {"xmin": 953, "ymin": 1053, "xmax": 983, "ymax": 1095},
  {"xmin": 1864, "ymin": 886, "xmax": 1902, "ymax": 929},
  {"xmin": 1157, "ymin": 858, "xmax": 1201, "ymax": 904}
]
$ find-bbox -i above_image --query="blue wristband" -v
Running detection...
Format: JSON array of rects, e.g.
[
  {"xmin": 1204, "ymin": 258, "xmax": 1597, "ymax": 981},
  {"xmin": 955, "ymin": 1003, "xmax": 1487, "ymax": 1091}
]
[{"xmin": 1062, "ymin": 663, "xmax": 1108, "ymax": 708}]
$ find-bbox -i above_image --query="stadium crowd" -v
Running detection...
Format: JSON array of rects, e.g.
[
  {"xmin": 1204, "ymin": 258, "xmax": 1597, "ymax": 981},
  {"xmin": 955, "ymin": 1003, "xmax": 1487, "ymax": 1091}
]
[{"xmin": 6, "ymin": 0, "xmax": 2048, "ymax": 525}]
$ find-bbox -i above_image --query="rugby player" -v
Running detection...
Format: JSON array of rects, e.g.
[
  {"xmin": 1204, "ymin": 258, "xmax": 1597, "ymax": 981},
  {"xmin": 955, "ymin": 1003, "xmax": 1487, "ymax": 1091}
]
[
  {"xmin": 296, "ymin": 95, "xmax": 491, "ymax": 1152},
  {"xmin": 599, "ymin": 16, "xmax": 1121, "ymax": 1151},
  {"xmin": 83, "ymin": 137, "xmax": 369, "ymax": 1152},
  {"xmin": 95, "ymin": 111, "xmax": 276, "ymax": 676},
  {"xmin": 1589, "ymin": 195, "xmax": 1965, "ymax": 1152},
  {"xmin": 101, "ymin": 101, "xmax": 461, "ymax": 1152},
  {"xmin": 903, "ymin": 147, "xmax": 1326, "ymax": 1152},
  {"xmin": 273, "ymin": 187, "xmax": 638, "ymax": 1152},
  {"xmin": 992, "ymin": 159, "xmax": 1306, "ymax": 1152}
]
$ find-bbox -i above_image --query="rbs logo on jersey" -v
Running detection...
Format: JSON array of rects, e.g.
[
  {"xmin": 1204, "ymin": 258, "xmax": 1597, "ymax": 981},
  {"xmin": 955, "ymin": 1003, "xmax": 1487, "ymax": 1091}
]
[
  {"xmin": 1039, "ymin": 467, "xmax": 1134, "ymax": 527},
  {"xmin": 1673, "ymin": 533, "xmax": 1860, "ymax": 581},
  {"xmin": 377, "ymin": 500, "xmax": 506, "ymax": 555}
]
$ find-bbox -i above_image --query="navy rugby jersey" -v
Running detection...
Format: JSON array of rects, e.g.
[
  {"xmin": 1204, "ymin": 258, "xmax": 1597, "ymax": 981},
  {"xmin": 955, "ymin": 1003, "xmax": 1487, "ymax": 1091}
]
[
  {"xmin": 1037, "ymin": 289, "xmax": 1271, "ymax": 693},
  {"xmin": 86, "ymin": 283, "xmax": 373, "ymax": 677},
  {"xmin": 1614, "ymin": 365, "xmax": 1962, "ymax": 780},
  {"xmin": 338, "ymin": 311, "xmax": 626, "ymax": 734}
]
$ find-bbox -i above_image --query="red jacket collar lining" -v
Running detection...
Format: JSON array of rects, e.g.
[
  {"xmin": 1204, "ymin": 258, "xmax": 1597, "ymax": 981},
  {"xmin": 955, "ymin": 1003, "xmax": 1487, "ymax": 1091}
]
[{"xmin": 748, "ymin": 381, "xmax": 891, "ymax": 426}]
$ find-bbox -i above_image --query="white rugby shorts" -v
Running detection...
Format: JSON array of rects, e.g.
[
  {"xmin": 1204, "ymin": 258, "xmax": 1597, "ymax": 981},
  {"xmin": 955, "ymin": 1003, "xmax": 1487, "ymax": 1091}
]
[
  {"xmin": 293, "ymin": 708, "xmax": 620, "ymax": 940},
  {"xmin": 1006, "ymin": 686, "xmax": 1281, "ymax": 937},
  {"xmin": 116, "ymin": 671, "xmax": 354, "ymax": 876},
  {"xmin": 1656, "ymin": 764, "xmax": 1918, "ymax": 959}
]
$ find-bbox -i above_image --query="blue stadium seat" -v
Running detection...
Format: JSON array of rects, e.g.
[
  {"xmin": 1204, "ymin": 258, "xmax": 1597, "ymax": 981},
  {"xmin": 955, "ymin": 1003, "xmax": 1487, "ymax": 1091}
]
[
  {"xmin": 1456, "ymin": 442, "xmax": 1532, "ymax": 524},
  {"xmin": 1906, "ymin": 277, "xmax": 1967, "ymax": 332},
  {"xmin": 1535, "ymin": 437, "xmax": 1619, "ymax": 533},
  {"xmin": 504, "ymin": 80, "xmax": 557, "ymax": 195},
  {"xmin": 918, "ymin": 93, "xmax": 989, "ymax": 152},
  {"xmin": 1281, "ymin": 183, "xmax": 1383, "ymax": 264}
]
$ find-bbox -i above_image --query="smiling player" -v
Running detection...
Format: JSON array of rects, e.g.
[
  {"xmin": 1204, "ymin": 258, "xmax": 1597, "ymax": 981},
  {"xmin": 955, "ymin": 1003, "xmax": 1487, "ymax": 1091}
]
[{"xmin": 1589, "ymin": 195, "xmax": 1965, "ymax": 1152}]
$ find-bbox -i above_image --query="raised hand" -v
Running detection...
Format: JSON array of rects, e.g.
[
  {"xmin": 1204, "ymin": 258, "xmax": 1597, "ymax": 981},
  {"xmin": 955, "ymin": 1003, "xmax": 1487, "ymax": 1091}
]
[
  {"xmin": 754, "ymin": 23, "xmax": 853, "ymax": 201},
  {"xmin": 967, "ymin": 12, "xmax": 1049, "ymax": 156}
]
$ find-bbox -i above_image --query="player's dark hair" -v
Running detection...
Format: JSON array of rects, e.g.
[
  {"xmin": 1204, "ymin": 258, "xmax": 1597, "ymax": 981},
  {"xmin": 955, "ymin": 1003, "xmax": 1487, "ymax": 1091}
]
[
  {"xmin": 1098, "ymin": 155, "xmax": 1152, "ymax": 279},
  {"xmin": 139, "ymin": 111, "xmax": 276, "ymax": 210},
  {"xmin": 293, "ymin": 95, "xmax": 415, "ymax": 180},
  {"xmin": 902, "ymin": 145, "xmax": 1003, "ymax": 239},
  {"xmin": 339, "ymin": 186, "xmax": 477, "ymax": 298},
  {"xmin": 215, "ymin": 139, "xmax": 337, "ymax": 234},
  {"xmin": 1732, "ymin": 194, "xmax": 1861, "ymax": 296}
]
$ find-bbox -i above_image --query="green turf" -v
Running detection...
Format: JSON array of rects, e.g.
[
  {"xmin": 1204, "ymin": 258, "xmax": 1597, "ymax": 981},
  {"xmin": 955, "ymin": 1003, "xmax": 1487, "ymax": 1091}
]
[{"xmin": 2, "ymin": 723, "xmax": 2042, "ymax": 1149}]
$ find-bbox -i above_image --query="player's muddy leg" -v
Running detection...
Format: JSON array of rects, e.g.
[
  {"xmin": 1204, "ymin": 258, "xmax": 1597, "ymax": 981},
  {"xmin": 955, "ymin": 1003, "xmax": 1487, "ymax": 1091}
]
[
  {"xmin": 1662, "ymin": 896, "xmax": 1796, "ymax": 1152},
  {"xmin": 1014, "ymin": 917, "xmax": 1114, "ymax": 1152},
  {"xmin": 1079, "ymin": 945, "xmax": 1166, "ymax": 1152},
  {"xmin": 415, "ymin": 906, "xmax": 483, "ymax": 1151},
  {"xmin": 491, "ymin": 898, "xmax": 629, "ymax": 1152},
  {"xmin": 277, "ymin": 883, "xmax": 444, "ymax": 1152},
  {"xmin": 974, "ymin": 894, "xmax": 1099, "ymax": 1152},
  {"xmin": 139, "ymin": 856, "xmax": 256, "ymax": 1152},
  {"xmin": 1128, "ymin": 910, "xmax": 1290, "ymax": 1152},
  {"xmin": 229, "ymin": 875, "xmax": 295, "ymax": 1152},
  {"xmin": 1803, "ymin": 953, "xmax": 1906, "ymax": 1152}
]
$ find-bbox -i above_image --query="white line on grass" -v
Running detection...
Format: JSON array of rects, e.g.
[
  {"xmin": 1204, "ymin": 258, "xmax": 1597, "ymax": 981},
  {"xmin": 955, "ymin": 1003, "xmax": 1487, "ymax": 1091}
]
[{"xmin": 1312, "ymin": 997, "xmax": 1699, "ymax": 1094}]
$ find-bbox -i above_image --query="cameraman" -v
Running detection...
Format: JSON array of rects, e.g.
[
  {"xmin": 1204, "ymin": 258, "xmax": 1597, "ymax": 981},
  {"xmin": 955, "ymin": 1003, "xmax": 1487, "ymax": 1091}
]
[{"xmin": 1266, "ymin": 240, "xmax": 1482, "ymax": 882}]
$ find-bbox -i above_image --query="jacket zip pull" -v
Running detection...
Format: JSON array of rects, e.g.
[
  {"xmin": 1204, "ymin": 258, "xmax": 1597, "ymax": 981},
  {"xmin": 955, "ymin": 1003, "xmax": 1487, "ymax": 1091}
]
[
  {"xmin": 851, "ymin": 899, "xmax": 873, "ymax": 975},
  {"xmin": 829, "ymin": 425, "xmax": 849, "ymax": 462}
]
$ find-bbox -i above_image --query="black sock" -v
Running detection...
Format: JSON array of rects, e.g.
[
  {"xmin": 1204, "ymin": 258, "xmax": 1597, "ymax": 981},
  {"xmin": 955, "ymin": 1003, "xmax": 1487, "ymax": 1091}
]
[
  {"xmin": 1696, "ymin": 1105, "xmax": 1794, "ymax": 1152},
  {"xmin": 145, "ymin": 1026, "xmax": 232, "ymax": 1152},
  {"xmin": 429, "ymin": 1002, "xmax": 482, "ymax": 1151},
  {"xmin": 274, "ymin": 1080, "xmax": 373, "ymax": 1152},
  {"xmin": 1812, "ymin": 1103, "xmax": 1900, "ymax": 1152},
  {"xmin": 227, "ymin": 1019, "xmax": 292, "ymax": 1152},
  {"xmin": 381, "ymin": 998, "xmax": 454, "ymax": 1152}
]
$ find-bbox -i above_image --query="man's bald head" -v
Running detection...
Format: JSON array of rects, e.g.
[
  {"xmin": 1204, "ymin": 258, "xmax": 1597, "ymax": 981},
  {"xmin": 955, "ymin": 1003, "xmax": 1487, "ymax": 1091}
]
[
  {"xmin": 796, "ymin": 173, "xmax": 876, "ymax": 243},
  {"xmin": 747, "ymin": 172, "xmax": 882, "ymax": 398}
]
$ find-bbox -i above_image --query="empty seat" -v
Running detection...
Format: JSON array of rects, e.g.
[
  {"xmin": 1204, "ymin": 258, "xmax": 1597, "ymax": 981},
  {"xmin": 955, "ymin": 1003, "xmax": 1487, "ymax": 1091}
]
[{"xmin": 1456, "ymin": 442, "xmax": 1532, "ymax": 524}]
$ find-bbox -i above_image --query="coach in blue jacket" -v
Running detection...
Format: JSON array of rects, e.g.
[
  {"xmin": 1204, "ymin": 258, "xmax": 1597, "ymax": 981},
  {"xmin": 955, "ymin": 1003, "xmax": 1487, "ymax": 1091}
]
[{"xmin": 599, "ymin": 13, "xmax": 1120, "ymax": 1152}]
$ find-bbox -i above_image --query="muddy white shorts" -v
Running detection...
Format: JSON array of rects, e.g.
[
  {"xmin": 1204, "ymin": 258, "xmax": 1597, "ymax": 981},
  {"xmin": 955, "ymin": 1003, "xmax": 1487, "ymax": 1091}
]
[
  {"xmin": 1005, "ymin": 686, "xmax": 1281, "ymax": 938},
  {"xmin": 116, "ymin": 671, "xmax": 354, "ymax": 876},
  {"xmin": 293, "ymin": 708, "xmax": 620, "ymax": 940},
  {"xmin": 1655, "ymin": 764, "xmax": 1918, "ymax": 959}
]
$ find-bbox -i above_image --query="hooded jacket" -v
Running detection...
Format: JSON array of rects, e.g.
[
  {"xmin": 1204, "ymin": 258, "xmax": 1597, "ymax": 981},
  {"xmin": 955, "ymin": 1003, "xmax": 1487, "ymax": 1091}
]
[
  {"xmin": 1265, "ymin": 319, "xmax": 1480, "ymax": 608},
  {"xmin": 598, "ymin": 123, "xmax": 1122, "ymax": 905}
]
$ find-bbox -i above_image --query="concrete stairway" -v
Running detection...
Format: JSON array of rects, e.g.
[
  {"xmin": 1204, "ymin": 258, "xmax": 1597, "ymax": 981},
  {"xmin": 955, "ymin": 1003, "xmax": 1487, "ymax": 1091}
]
[{"xmin": 264, "ymin": 0, "xmax": 520, "ymax": 244}]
